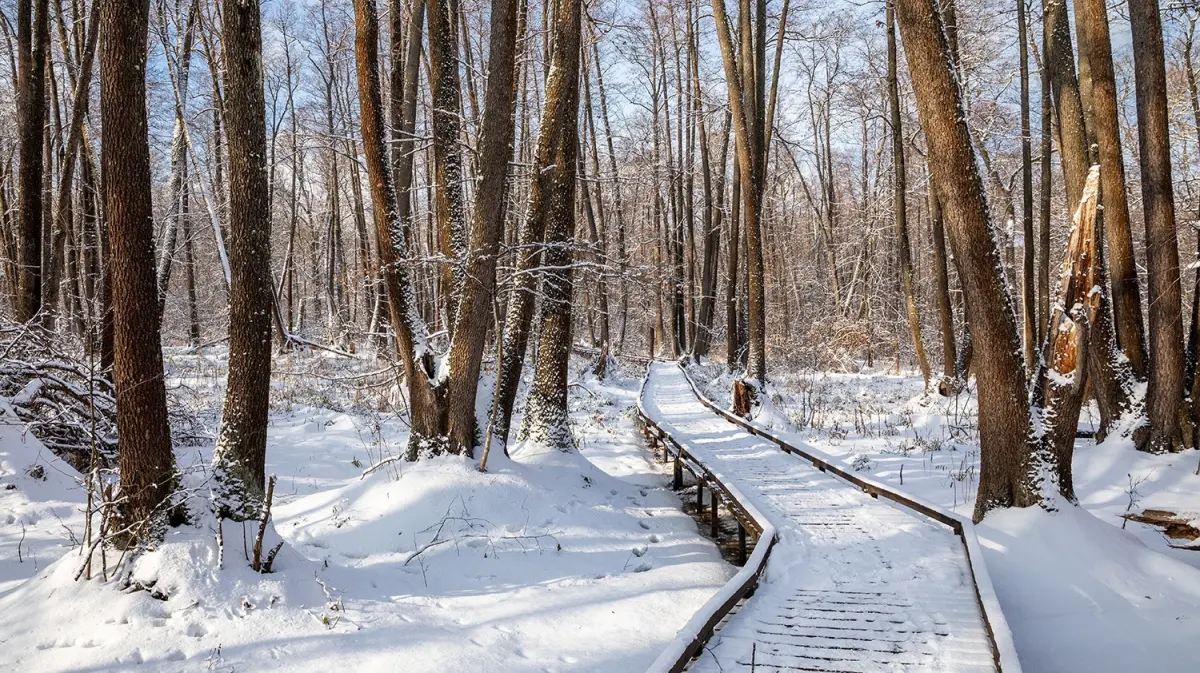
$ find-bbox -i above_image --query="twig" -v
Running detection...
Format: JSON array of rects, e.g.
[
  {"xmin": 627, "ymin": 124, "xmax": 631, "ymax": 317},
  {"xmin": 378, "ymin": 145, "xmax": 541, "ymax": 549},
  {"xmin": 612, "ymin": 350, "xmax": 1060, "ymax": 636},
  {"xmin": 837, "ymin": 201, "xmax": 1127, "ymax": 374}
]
[{"xmin": 251, "ymin": 475, "xmax": 277, "ymax": 572}]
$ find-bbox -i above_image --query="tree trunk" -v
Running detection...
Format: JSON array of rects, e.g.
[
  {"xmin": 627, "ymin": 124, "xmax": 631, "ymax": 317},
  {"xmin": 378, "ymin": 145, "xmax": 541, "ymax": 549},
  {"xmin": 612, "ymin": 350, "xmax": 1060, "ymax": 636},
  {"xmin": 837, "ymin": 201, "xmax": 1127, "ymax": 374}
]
[
  {"xmin": 895, "ymin": 0, "xmax": 1052, "ymax": 522},
  {"xmin": 1018, "ymin": 0, "xmax": 1036, "ymax": 370},
  {"xmin": 712, "ymin": 0, "xmax": 766, "ymax": 383},
  {"xmin": 212, "ymin": 0, "xmax": 275, "ymax": 519},
  {"xmin": 101, "ymin": 0, "xmax": 177, "ymax": 545},
  {"xmin": 155, "ymin": 0, "xmax": 198, "ymax": 318},
  {"xmin": 1129, "ymin": 0, "xmax": 1186, "ymax": 453},
  {"xmin": 16, "ymin": 0, "xmax": 49, "ymax": 323},
  {"xmin": 445, "ymin": 0, "xmax": 522, "ymax": 455},
  {"xmin": 353, "ymin": 0, "xmax": 445, "ymax": 456},
  {"xmin": 1075, "ymin": 0, "xmax": 1147, "ymax": 377},
  {"xmin": 1045, "ymin": 0, "xmax": 1090, "ymax": 209},
  {"xmin": 887, "ymin": 2, "xmax": 930, "ymax": 388},
  {"xmin": 519, "ymin": 0, "xmax": 581, "ymax": 449},
  {"xmin": 495, "ymin": 0, "xmax": 581, "ymax": 444},
  {"xmin": 428, "ymin": 0, "xmax": 469, "ymax": 337}
]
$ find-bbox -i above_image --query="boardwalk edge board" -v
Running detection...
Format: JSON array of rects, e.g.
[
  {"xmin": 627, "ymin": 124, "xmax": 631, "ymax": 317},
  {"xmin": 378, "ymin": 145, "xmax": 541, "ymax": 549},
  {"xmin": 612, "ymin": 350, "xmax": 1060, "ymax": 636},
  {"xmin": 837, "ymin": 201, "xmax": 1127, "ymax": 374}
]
[{"xmin": 638, "ymin": 360, "xmax": 1024, "ymax": 673}]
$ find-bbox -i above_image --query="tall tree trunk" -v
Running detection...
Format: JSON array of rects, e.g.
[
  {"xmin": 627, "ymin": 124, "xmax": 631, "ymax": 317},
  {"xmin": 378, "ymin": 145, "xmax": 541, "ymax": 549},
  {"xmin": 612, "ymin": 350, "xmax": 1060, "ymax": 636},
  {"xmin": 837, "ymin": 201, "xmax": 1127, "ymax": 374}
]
[
  {"xmin": 1129, "ymin": 0, "xmax": 1186, "ymax": 452},
  {"xmin": 1045, "ymin": 0, "xmax": 1089, "ymax": 209},
  {"xmin": 895, "ymin": 0, "xmax": 1054, "ymax": 521},
  {"xmin": 428, "ymin": 0, "xmax": 469, "ymax": 337},
  {"xmin": 353, "ymin": 0, "xmax": 445, "ymax": 457},
  {"xmin": 519, "ymin": 0, "xmax": 581, "ymax": 449},
  {"xmin": 725, "ymin": 153, "xmax": 743, "ymax": 370},
  {"xmin": 16, "ymin": 0, "xmax": 49, "ymax": 323},
  {"xmin": 445, "ymin": 0, "xmax": 522, "ymax": 455},
  {"xmin": 1075, "ymin": 0, "xmax": 1147, "ymax": 377},
  {"xmin": 51, "ymin": 0, "xmax": 99, "ymax": 329},
  {"xmin": 155, "ymin": 0, "xmax": 198, "ymax": 317},
  {"xmin": 1038, "ymin": 28, "xmax": 1052, "ymax": 344},
  {"xmin": 887, "ymin": 2, "xmax": 930, "ymax": 388},
  {"xmin": 212, "ymin": 0, "xmax": 275, "ymax": 519},
  {"xmin": 712, "ymin": 0, "xmax": 766, "ymax": 383},
  {"xmin": 101, "ymin": 0, "xmax": 176, "ymax": 545},
  {"xmin": 1018, "ymin": 0, "xmax": 1036, "ymax": 370},
  {"xmin": 1183, "ymin": 16, "xmax": 1200, "ymax": 447}
]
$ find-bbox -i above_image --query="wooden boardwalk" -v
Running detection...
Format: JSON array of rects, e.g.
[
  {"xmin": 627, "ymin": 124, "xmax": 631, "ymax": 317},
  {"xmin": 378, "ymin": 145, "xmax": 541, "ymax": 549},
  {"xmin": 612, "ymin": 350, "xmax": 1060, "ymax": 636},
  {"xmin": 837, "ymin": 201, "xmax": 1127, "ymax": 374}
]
[{"xmin": 641, "ymin": 363, "xmax": 1009, "ymax": 673}]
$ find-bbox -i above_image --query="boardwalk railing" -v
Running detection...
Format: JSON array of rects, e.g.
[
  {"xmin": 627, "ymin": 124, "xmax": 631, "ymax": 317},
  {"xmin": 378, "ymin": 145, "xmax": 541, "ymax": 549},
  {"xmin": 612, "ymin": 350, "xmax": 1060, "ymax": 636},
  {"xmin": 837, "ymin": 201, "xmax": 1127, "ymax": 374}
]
[
  {"xmin": 636, "ymin": 370, "xmax": 778, "ymax": 673},
  {"xmin": 637, "ymin": 361, "xmax": 1024, "ymax": 673}
]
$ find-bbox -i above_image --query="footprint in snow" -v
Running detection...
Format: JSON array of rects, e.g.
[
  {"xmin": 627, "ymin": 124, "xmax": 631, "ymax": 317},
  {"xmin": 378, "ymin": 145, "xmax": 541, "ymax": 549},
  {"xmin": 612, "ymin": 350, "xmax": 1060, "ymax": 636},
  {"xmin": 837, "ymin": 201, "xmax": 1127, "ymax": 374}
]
[
  {"xmin": 638, "ymin": 521, "xmax": 651, "ymax": 530},
  {"xmin": 648, "ymin": 534, "xmax": 661, "ymax": 543},
  {"xmin": 631, "ymin": 545, "xmax": 648, "ymax": 557}
]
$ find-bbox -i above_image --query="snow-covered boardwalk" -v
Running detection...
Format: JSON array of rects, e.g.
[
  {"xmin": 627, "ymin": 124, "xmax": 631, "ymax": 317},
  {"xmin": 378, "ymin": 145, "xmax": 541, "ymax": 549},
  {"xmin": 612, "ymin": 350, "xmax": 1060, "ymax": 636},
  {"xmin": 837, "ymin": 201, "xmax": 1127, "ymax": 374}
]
[{"xmin": 641, "ymin": 362, "xmax": 999, "ymax": 673}]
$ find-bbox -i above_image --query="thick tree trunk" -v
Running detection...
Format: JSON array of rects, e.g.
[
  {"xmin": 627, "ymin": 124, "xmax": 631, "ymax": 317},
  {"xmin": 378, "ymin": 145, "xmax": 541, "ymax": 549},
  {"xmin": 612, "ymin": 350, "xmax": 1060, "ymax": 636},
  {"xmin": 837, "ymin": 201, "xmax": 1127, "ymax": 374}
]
[
  {"xmin": 353, "ymin": 0, "xmax": 445, "ymax": 456},
  {"xmin": 212, "ymin": 0, "xmax": 275, "ymax": 519},
  {"xmin": 895, "ymin": 0, "xmax": 1052, "ymax": 522},
  {"xmin": 16, "ymin": 0, "xmax": 49, "ymax": 323},
  {"xmin": 1129, "ymin": 0, "xmax": 1186, "ymax": 453},
  {"xmin": 101, "ymin": 0, "xmax": 177, "ymax": 545},
  {"xmin": 1075, "ymin": 0, "xmax": 1147, "ymax": 378},
  {"xmin": 518, "ymin": 0, "xmax": 581, "ymax": 450},
  {"xmin": 445, "ymin": 0, "xmax": 522, "ymax": 455},
  {"xmin": 428, "ymin": 0, "xmax": 469, "ymax": 337}
]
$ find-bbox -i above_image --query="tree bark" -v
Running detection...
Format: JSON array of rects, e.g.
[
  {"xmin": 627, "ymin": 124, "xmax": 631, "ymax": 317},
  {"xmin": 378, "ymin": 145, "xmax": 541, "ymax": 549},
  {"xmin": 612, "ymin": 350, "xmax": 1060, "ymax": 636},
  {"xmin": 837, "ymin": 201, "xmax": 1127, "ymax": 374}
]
[
  {"xmin": 16, "ymin": 0, "xmax": 49, "ymax": 323},
  {"xmin": 445, "ymin": 0, "xmax": 522, "ymax": 455},
  {"xmin": 887, "ymin": 2, "xmax": 931, "ymax": 388},
  {"xmin": 1075, "ymin": 0, "xmax": 1147, "ymax": 377},
  {"xmin": 101, "ymin": 0, "xmax": 177, "ymax": 545},
  {"xmin": 517, "ymin": 0, "xmax": 581, "ymax": 449},
  {"xmin": 1129, "ymin": 0, "xmax": 1186, "ymax": 452},
  {"xmin": 1018, "ymin": 0, "xmax": 1036, "ymax": 370},
  {"xmin": 353, "ymin": 0, "xmax": 446, "ymax": 456},
  {"xmin": 895, "ymin": 0, "xmax": 1051, "ymax": 521},
  {"xmin": 712, "ymin": 0, "xmax": 766, "ymax": 383},
  {"xmin": 428, "ymin": 0, "xmax": 469, "ymax": 336},
  {"xmin": 212, "ymin": 0, "xmax": 276, "ymax": 519}
]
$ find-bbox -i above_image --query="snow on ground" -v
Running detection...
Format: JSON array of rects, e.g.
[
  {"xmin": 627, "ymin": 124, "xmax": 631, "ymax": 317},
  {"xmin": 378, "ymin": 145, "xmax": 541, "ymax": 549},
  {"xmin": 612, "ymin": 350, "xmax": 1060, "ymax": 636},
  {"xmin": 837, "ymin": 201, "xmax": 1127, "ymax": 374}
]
[
  {"xmin": 0, "ymin": 354, "xmax": 731, "ymax": 672},
  {"xmin": 687, "ymin": 360, "xmax": 1200, "ymax": 673}
]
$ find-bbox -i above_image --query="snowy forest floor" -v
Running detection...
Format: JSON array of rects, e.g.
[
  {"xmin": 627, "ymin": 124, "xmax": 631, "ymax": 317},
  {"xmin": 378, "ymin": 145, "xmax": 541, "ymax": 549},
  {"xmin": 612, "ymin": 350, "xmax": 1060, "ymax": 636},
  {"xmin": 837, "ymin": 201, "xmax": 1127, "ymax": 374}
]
[
  {"xmin": 3, "ymin": 351, "xmax": 1199, "ymax": 672},
  {"xmin": 687, "ymin": 359, "xmax": 1200, "ymax": 673},
  {"xmin": 0, "ymin": 352, "xmax": 731, "ymax": 672}
]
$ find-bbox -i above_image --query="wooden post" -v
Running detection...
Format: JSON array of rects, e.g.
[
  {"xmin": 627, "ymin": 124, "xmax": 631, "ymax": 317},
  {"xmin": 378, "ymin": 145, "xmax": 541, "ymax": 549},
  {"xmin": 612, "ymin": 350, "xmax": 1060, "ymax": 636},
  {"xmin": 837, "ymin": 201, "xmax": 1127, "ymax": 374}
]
[
  {"xmin": 696, "ymin": 480, "xmax": 704, "ymax": 514},
  {"xmin": 738, "ymin": 522, "xmax": 747, "ymax": 564},
  {"xmin": 673, "ymin": 454, "xmax": 682, "ymax": 490},
  {"xmin": 710, "ymin": 490, "xmax": 720, "ymax": 538}
]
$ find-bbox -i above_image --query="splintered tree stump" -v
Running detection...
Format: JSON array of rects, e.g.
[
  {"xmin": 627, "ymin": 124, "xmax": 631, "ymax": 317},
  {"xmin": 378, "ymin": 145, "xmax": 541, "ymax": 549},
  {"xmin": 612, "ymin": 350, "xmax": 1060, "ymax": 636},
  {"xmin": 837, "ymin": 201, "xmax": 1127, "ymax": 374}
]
[{"xmin": 732, "ymin": 379, "xmax": 756, "ymax": 417}]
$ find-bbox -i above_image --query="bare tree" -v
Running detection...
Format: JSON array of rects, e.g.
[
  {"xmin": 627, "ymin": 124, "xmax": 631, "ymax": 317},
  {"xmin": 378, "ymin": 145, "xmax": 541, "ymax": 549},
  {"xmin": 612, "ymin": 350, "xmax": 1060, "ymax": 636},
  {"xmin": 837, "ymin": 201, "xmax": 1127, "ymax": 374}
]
[
  {"xmin": 895, "ymin": 0, "xmax": 1055, "ymax": 521},
  {"xmin": 886, "ymin": 1, "xmax": 930, "ymax": 388},
  {"xmin": 445, "ymin": 0, "xmax": 523, "ymax": 454},
  {"xmin": 517, "ymin": 0, "xmax": 581, "ymax": 449},
  {"xmin": 101, "ymin": 0, "xmax": 177, "ymax": 545},
  {"xmin": 1129, "ymin": 0, "xmax": 1186, "ymax": 452},
  {"xmin": 211, "ymin": 0, "xmax": 275, "ymax": 518},
  {"xmin": 15, "ymin": 0, "xmax": 49, "ymax": 322}
]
